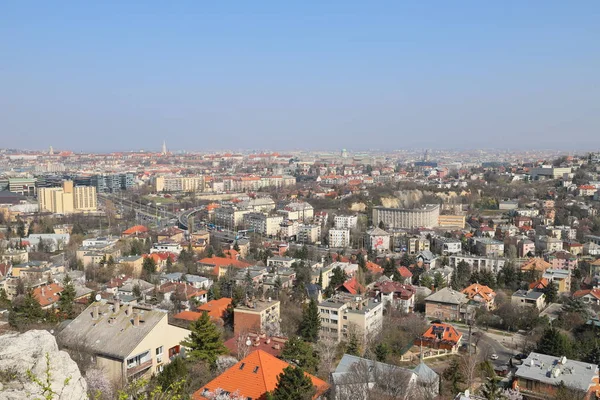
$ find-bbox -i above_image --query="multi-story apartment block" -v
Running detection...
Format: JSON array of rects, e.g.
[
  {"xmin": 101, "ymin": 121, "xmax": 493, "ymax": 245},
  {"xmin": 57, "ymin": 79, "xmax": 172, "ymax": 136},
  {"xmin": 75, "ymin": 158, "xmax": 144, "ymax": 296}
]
[
  {"xmin": 38, "ymin": 180, "xmax": 97, "ymax": 214},
  {"xmin": 91, "ymin": 173, "xmax": 135, "ymax": 193},
  {"xmin": 473, "ymin": 238, "xmax": 504, "ymax": 256},
  {"xmin": 372, "ymin": 204, "xmax": 440, "ymax": 229},
  {"xmin": 530, "ymin": 166, "xmax": 571, "ymax": 180},
  {"xmin": 58, "ymin": 301, "xmax": 190, "ymax": 385},
  {"xmin": 329, "ymin": 229, "xmax": 350, "ymax": 248},
  {"xmin": 154, "ymin": 175, "xmax": 204, "ymax": 193},
  {"xmin": 449, "ymin": 254, "xmax": 506, "ymax": 275},
  {"xmin": 536, "ymin": 235, "xmax": 563, "ymax": 253},
  {"xmin": 243, "ymin": 212, "xmax": 283, "ymax": 236},
  {"xmin": 432, "ymin": 237, "xmax": 462, "ymax": 255},
  {"xmin": 298, "ymin": 224, "xmax": 321, "ymax": 244},
  {"xmin": 233, "ymin": 299, "xmax": 281, "ymax": 335},
  {"xmin": 214, "ymin": 206, "xmax": 250, "ymax": 229},
  {"xmin": 279, "ymin": 220, "xmax": 299, "ymax": 239},
  {"xmin": 314, "ymin": 211, "xmax": 328, "ymax": 226},
  {"xmin": 318, "ymin": 294, "xmax": 383, "ymax": 342},
  {"xmin": 402, "ymin": 235, "xmax": 431, "ymax": 254},
  {"xmin": 278, "ymin": 201, "xmax": 314, "ymax": 221},
  {"xmin": 334, "ymin": 214, "xmax": 358, "ymax": 230}
]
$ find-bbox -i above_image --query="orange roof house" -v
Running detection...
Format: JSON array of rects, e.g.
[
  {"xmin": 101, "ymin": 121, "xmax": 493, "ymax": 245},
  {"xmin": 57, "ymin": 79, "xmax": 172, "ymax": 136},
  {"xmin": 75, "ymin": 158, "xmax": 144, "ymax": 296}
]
[
  {"xmin": 33, "ymin": 283, "xmax": 64, "ymax": 309},
  {"xmin": 397, "ymin": 266, "xmax": 413, "ymax": 279},
  {"xmin": 192, "ymin": 350, "xmax": 329, "ymax": 400},
  {"xmin": 461, "ymin": 283, "xmax": 496, "ymax": 310},
  {"xmin": 520, "ymin": 257, "xmax": 552, "ymax": 273},
  {"xmin": 529, "ymin": 278, "xmax": 549, "ymax": 291},
  {"xmin": 121, "ymin": 225, "xmax": 149, "ymax": 237},
  {"xmin": 338, "ymin": 276, "xmax": 365, "ymax": 295},
  {"xmin": 416, "ymin": 323, "xmax": 463, "ymax": 352},
  {"xmin": 197, "ymin": 297, "xmax": 232, "ymax": 321},
  {"xmin": 198, "ymin": 256, "xmax": 252, "ymax": 277},
  {"xmin": 365, "ymin": 261, "xmax": 384, "ymax": 274}
]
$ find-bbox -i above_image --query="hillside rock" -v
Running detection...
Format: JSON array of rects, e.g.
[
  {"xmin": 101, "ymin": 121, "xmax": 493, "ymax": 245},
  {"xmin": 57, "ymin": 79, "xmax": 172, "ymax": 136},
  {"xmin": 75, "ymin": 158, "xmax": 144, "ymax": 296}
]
[{"xmin": 0, "ymin": 330, "xmax": 88, "ymax": 399}]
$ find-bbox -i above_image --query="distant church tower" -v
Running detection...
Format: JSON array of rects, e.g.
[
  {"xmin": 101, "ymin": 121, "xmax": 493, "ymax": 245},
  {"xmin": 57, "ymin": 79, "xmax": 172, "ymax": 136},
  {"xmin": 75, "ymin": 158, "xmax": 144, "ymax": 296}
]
[
  {"xmin": 161, "ymin": 140, "xmax": 167, "ymax": 155},
  {"xmin": 49, "ymin": 146, "xmax": 54, "ymax": 155}
]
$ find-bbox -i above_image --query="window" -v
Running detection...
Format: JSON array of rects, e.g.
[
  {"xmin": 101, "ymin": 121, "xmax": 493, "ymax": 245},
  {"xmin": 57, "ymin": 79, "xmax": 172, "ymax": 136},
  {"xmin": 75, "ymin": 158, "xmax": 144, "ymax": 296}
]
[
  {"xmin": 156, "ymin": 346, "xmax": 163, "ymax": 355},
  {"xmin": 253, "ymin": 366, "xmax": 259, "ymax": 373},
  {"xmin": 343, "ymin": 315, "xmax": 348, "ymax": 320},
  {"xmin": 239, "ymin": 363, "xmax": 246, "ymax": 370}
]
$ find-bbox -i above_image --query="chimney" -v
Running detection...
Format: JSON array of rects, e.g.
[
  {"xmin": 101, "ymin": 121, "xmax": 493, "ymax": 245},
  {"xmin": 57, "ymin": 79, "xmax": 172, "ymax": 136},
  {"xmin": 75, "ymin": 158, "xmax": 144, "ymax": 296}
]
[
  {"xmin": 133, "ymin": 313, "xmax": 140, "ymax": 326},
  {"xmin": 114, "ymin": 299, "xmax": 120, "ymax": 314},
  {"xmin": 274, "ymin": 343, "xmax": 281, "ymax": 350},
  {"xmin": 127, "ymin": 304, "xmax": 133, "ymax": 316},
  {"xmin": 92, "ymin": 305, "xmax": 99, "ymax": 319}
]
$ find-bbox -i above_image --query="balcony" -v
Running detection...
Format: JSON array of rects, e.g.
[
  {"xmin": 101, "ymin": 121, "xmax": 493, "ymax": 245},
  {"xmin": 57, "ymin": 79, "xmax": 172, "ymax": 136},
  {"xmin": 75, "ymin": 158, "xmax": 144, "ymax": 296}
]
[{"xmin": 127, "ymin": 359, "xmax": 153, "ymax": 377}]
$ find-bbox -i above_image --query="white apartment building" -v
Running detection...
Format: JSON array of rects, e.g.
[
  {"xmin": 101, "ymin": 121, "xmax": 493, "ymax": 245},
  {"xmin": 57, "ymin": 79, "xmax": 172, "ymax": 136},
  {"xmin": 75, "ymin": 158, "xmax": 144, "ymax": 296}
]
[
  {"xmin": 214, "ymin": 206, "xmax": 250, "ymax": 229},
  {"xmin": 279, "ymin": 220, "xmax": 299, "ymax": 239},
  {"xmin": 449, "ymin": 254, "xmax": 507, "ymax": 275},
  {"xmin": 319, "ymin": 294, "xmax": 383, "ymax": 343},
  {"xmin": 334, "ymin": 215, "xmax": 358, "ymax": 230},
  {"xmin": 278, "ymin": 201, "xmax": 314, "ymax": 221},
  {"xmin": 373, "ymin": 204, "xmax": 440, "ymax": 229},
  {"xmin": 329, "ymin": 229, "xmax": 350, "ymax": 248},
  {"xmin": 432, "ymin": 237, "xmax": 462, "ymax": 255}
]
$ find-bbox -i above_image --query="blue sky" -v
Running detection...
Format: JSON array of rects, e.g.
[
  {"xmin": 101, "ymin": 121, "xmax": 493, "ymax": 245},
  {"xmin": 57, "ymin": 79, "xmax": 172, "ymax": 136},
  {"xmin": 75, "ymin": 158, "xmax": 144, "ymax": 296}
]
[{"xmin": 1, "ymin": 1, "xmax": 599, "ymax": 152}]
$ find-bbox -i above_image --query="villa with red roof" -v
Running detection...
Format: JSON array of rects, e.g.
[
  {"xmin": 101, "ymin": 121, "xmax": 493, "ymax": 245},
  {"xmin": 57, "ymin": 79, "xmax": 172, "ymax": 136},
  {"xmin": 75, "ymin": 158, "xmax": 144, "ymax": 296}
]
[
  {"xmin": 198, "ymin": 256, "xmax": 252, "ymax": 277},
  {"xmin": 121, "ymin": 225, "xmax": 149, "ymax": 238},
  {"xmin": 416, "ymin": 323, "xmax": 463, "ymax": 352},
  {"xmin": 33, "ymin": 283, "xmax": 64, "ymax": 309},
  {"xmin": 337, "ymin": 276, "xmax": 365, "ymax": 295},
  {"xmin": 461, "ymin": 283, "xmax": 496, "ymax": 310},
  {"xmin": 192, "ymin": 350, "xmax": 329, "ymax": 400}
]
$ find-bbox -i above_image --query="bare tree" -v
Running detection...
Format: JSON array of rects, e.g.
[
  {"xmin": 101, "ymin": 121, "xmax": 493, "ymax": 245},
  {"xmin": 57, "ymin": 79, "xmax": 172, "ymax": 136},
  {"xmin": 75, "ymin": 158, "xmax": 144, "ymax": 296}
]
[
  {"xmin": 459, "ymin": 353, "xmax": 482, "ymax": 391},
  {"xmin": 315, "ymin": 335, "xmax": 339, "ymax": 380}
]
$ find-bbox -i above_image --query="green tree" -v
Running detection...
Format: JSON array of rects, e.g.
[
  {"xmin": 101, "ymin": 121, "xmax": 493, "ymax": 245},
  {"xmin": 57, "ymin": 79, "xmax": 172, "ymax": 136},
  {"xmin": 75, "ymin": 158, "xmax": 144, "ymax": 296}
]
[
  {"xmin": 166, "ymin": 256, "xmax": 173, "ymax": 272},
  {"xmin": 58, "ymin": 275, "xmax": 77, "ymax": 319},
  {"xmin": 142, "ymin": 256, "xmax": 157, "ymax": 275},
  {"xmin": 281, "ymin": 337, "xmax": 319, "ymax": 374},
  {"xmin": 180, "ymin": 311, "xmax": 228, "ymax": 369},
  {"xmin": 156, "ymin": 355, "xmax": 187, "ymax": 391},
  {"xmin": 17, "ymin": 220, "xmax": 26, "ymax": 238},
  {"xmin": 536, "ymin": 327, "xmax": 573, "ymax": 358},
  {"xmin": 544, "ymin": 281, "xmax": 558, "ymax": 304},
  {"xmin": 346, "ymin": 331, "xmax": 360, "ymax": 356},
  {"xmin": 433, "ymin": 272, "xmax": 446, "ymax": 289},
  {"xmin": 443, "ymin": 358, "xmax": 465, "ymax": 395},
  {"xmin": 269, "ymin": 366, "xmax": 315, "ymax": 400},
  {"xmin": 420, "ymin": 274, "xmax": 433, "ymax": 289},
  {"xmin": 451, "ymin": 260, "xmax": 471, "ymax": 290},
  {"xmin": 481, "ymin": 375, "xmax": 503, "ymax": 400},
  {"xmin": 299, "ymin": 298, "xmax": 321, "ymax": 343},
  {"xmin": 374, "ymin": 343, "xmax": 390, "ymax": 362},
  {"xmin": 9, "ymin": 288, "xmax": 44, "ymax": 329}
]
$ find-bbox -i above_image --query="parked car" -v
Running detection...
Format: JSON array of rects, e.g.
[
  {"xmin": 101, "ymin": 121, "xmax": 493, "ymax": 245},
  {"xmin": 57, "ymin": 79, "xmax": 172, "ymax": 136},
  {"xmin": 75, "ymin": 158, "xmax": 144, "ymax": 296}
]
[{"xmin": 490, "ymin": 354, "xmax": 499, "ymax": 360}]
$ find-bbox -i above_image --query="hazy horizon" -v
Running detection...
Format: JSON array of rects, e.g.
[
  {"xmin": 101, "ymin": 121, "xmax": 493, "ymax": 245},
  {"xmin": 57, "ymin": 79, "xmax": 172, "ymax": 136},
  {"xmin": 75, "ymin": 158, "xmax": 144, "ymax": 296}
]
[{"xmin": 1, "ymin": 2, "xmax": 599, "ymax": 152}]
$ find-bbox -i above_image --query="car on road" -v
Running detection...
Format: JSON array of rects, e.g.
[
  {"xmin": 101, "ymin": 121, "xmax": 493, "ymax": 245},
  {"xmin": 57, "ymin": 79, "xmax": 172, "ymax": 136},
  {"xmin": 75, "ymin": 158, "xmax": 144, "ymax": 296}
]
[
  {"xmin": 514, "ymin": 353, "xmax": 527, "ymax": 360},
  {"xmin": 490, "ymin": 354, "xmax": 499, "ymax": 360}
]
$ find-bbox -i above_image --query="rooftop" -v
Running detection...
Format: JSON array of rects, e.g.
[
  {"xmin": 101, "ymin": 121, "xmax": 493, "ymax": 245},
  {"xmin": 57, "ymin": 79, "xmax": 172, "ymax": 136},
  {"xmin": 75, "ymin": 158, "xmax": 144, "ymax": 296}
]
[
  {"xmin": 516, "ymin": 352, "xmax": 598, "ymax": 392},
  {"xmin": 58, "ymin": 301, "xmax": 167, "ymax": 359}
]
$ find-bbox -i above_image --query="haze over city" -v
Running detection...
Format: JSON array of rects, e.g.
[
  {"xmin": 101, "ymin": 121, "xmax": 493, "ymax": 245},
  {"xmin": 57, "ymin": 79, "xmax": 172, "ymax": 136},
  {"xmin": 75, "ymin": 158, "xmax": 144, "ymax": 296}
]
[{"xmin": 1, "ymin": 1, "xmax": 599, "ymax": 152}]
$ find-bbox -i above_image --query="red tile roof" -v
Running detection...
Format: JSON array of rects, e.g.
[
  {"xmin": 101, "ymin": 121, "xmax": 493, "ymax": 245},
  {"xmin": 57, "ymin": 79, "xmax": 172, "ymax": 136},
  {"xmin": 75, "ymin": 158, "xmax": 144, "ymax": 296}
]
[
  {"xmin": 365, "ymin": 261, "xmax": 383, "ymax": 274},
  {"xmin": 574, "ymin": 288, "xmax": 600, "ymax": 300},
  {"xmin": 397, "ymin": 266, "xmax": 413, "ymax": 278},
  {"xmin": 421, "ymin": 323, "xmax": 462, "ymax": 345},
  {"xmin": 33, "ymin": 283, "xmax": 64, "ymax": 307},
  {"xmin": 198, "ymin": 256, "xmax": 251, "ymax": 269},
  {"xmin": 192, "ymin": 350, "xmax": 329, "ymax": 400},
  {"xmin": 173, "ymin": 310, "xmax": 204, "ymax": 322},
  {"xmin": 462, "ymin": 283, "xmax": 496, "ymax": 302},
  {"xmin": 339, "ymin": 276, "xmax": 364, "ymax": 295},
  {"xmin": 122, "ymin": 225, "xmax": 149, "ymax": 236},
  {"xmin": 197, "ymin": 298, "xmax": 232, "ymax": 320}
]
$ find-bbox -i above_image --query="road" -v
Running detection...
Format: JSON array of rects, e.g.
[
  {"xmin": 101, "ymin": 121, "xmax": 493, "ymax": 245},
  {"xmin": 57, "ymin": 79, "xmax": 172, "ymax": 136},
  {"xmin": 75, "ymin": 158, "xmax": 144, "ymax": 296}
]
[{"xmin": 456, "ymin": 326, "xmax": 521, "ymax": 367}]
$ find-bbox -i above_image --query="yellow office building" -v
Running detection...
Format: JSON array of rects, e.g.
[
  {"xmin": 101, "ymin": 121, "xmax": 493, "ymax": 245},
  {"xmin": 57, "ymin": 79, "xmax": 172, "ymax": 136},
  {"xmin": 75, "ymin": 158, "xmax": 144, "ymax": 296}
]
[{"xmin": 38, "ymin": 181, "xmax": 97, "ymax": 214}]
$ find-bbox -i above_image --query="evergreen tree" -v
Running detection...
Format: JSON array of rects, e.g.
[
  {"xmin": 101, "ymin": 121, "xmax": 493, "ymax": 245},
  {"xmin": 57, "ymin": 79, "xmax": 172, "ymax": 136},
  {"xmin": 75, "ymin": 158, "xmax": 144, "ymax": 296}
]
[
  {"xmin": 481, "ymin": 375, "xmax": 503, "ymax": 400},
  {"xmin": 0, "ymin": 289, "xmax": 10, "ymax": 308},
  {"xmin": 420, "ymin": 275, "xmax": 433, "ymax": 289},
  {"xmin": 536, "ymin": 327, "xmax": 573, "ymax": 358},
  {"xmin": 383, "ymin": 258, "xmax": 396, "ymax": 277},
  {"xmin": 233, "ymin": 241, "xmax": 240, "ymax": 252},
  {"xmin": 328, "ymin": 266, "xmax": 347, "ymax": 288},
  {"xmin": 374, "ymin": 343, "xmax": 390, "ymax": 362},
  {"xmin": 544, "ymin": 281, "xmax": 558, "ymax": 304},
  {"xmin": 206, "ymin": 246, "xmax": 215, "ymax": 258},
  {"xmin": 58, "ymin": 275, "xmax": 77, "ymax": 319},
  {"xmin": 451, "ymin": 260, "xmax": 471, "ymax": 290},
  {"xmin": 281, "ymin": 337, "xmax": 319, "ymax": 374},
  {"xmin": 269, "ymin": 366, "xmax": 315, "ymax": 400},
  {"xmin": 142, "ymin": 256, "xmax": 157, "ymax": 275},
  {"xmin": 156, "ymin": 355, "xmax": 188, "ymax": 390},
  {"xmin": 17, "ymin": 220, "xmax": 26, "ymax": 238},
  {"xmin": 433, "ymin": 272, "xmax": 446, "ymax": 289},
  {"xmin": 9, "ymin": 288, "xmax": 44, "ymax": 329},
  {"xmin": 180, "ymin": 311, "xmax": 228, "ymax": 368},
  {"xmin": 317, "ymin": 270, "xmax": 323, "ymax": 288},
  {"xmin": 166, "ymin": 256, "xmax": 173, "ymax": 271},
  {"xmin": 346, "ymin": 331, "xmax": 360, "ymax": 356},
  {"xmin": 442, "ymin": 358, "xmax": 465, "ymax": 395},
  {"xmin": 299, "ymin": 298, "xmax": 321, "ymax": 343}
]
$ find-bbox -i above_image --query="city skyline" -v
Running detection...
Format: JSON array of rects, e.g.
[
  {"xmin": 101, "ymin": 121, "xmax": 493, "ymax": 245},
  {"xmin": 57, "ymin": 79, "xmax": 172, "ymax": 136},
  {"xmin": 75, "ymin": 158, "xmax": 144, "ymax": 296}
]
[{"xmin": 1, "ymin": 2, "xmax": 599, "ymax": 151}]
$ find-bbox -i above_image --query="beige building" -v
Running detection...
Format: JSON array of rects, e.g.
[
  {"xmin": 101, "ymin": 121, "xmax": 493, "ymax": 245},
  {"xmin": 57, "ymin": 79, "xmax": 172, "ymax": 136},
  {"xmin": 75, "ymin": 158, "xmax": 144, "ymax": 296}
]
[
  {"xmin": 38, "ymin": 181, "xmax": 96, "ymax": 214},
  {"xmin": 318, "ymin": 294, "xmax": 383, "ymax": 343},
  {"xmin": 155, "ymin": 175, "xmax": 204, "ymax": 193},
  {"xmin": 243, "ymin": 212, "xmax": 283, "ymax": 236},
  {"xmin": 58, "ymin": 301, "xmax": 190, "ymax": 386}
]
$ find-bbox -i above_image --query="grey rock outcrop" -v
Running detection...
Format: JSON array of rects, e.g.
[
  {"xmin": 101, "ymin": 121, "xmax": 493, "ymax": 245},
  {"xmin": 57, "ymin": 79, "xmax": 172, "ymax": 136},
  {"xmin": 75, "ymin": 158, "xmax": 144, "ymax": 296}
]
[{"xmin": 0, "ymin": 330, "xmax": 88, "ymax": 400}]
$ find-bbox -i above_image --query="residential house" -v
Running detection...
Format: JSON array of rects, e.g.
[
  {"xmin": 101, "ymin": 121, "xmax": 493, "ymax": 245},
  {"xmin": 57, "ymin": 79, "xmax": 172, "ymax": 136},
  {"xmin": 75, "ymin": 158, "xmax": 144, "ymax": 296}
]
[
  {"xmin": 520, "ymin": 257, "xmax": 552, "ymax": 273},
  {"xmin": 331, "ymin": 354, "xmax": 439, "ymax": 400},
  {"xmin": 515, "ymin": 353, "xmax": 598, "ymax": 400},
  {"xmin": 223, "ymin": 333, "xmax": 287, "ymax": 358},
  {"xmin": 511, "ymin": 289, "xmax": 546, "ymax": 310},
  {"xmin": 546, "ymin": 251, "xmax": 577, "ymax": 270},
  {"xmin": 573, "ymin": 288, "xmax": 600, "ymax": 306},
  {"xmin": 461, "ymin": 283, "xmax": 496, "ymax": 310},
  {"xmin": 432, "ymin": 237, "xmax": 462, "ymax": 255},
  {"xmin": 424, "ymin": 287, "xmax": 469, "ymax": 321},
  {"xmin": 32, "ymin": 283, "xmax": 64, "ymax": 310},
  {"xmin": 197, "ymin": 255, "xmax": 252, "ymax": 277},
  {"xmin": 192, "ymin": 350, "xmax": 329, "ymax": 400},
  {"xmin": 416, "ymin": 323, "xmax": 463, "ymax": 352},
  {"xmin": 542, "ymin": 269, "xmax": 571, "ymax": 293},
  {"xmin": 233, "ymin": 299, "xmax": 281, "ymax": 335},
  {"xmin": 365, "ymin": 227, "xmax": 391, "ymax": 252},
  {"xmin": 372, "ymin": 281, "xmax": 416, "ymax": 313},
  {"xmin": 319, "ymin": 293, "xmax": 383, "ymax": 343},
  {"xmin": 58, "ymin": 301, "xmax": 190, "ymax": 385}
]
